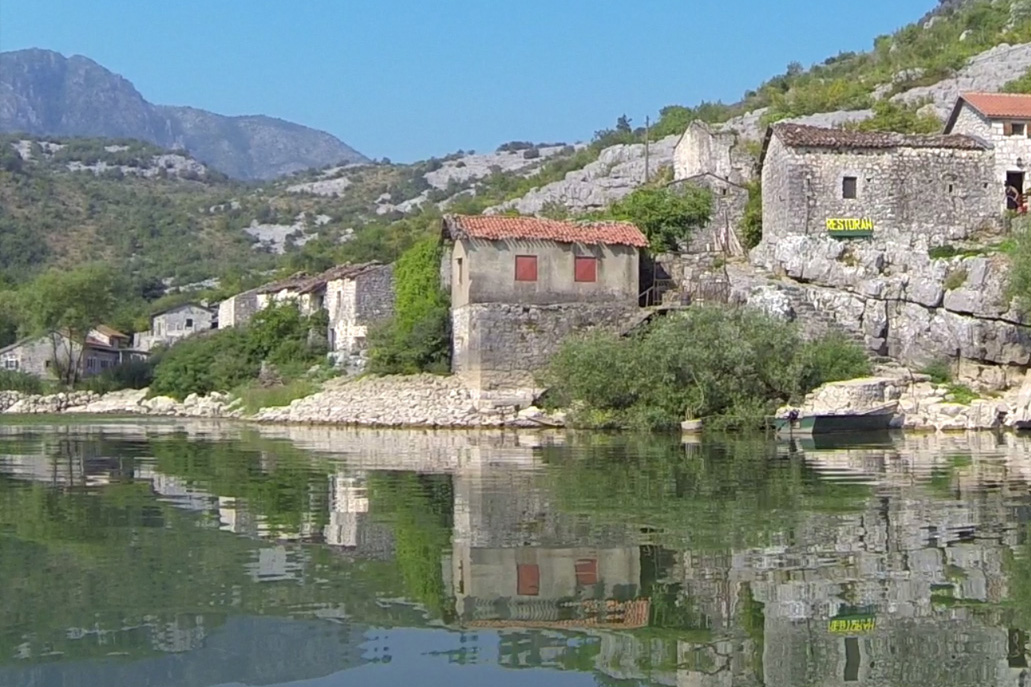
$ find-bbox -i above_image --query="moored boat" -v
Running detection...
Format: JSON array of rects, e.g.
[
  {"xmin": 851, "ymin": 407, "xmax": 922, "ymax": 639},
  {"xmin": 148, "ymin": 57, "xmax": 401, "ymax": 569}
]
[{"xmin": 772, "ymin": 402, "xmax": 897, "ymax": 436}]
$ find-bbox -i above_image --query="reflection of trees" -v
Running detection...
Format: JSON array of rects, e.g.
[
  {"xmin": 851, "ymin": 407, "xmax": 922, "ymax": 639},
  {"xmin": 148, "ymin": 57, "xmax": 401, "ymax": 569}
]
[
  {"xmin": 0, "ymin": 451, "xmax": 411, "ymax": 665},
  {"xmin": 151, "ymin": 435, "xmax": 330, "ymax": 536},
  {"xmin": 541, "ymin": 434, "xmax": 871, "ymax": 551},
  {"xmin": 366, "ymin": 472, "xmax": 455, "ymax": 621}
]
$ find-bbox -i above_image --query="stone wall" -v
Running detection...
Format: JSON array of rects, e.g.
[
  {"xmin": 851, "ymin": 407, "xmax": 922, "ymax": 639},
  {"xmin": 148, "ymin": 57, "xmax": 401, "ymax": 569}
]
[
  {"xmin": 948, "ymin": 100, "xmax": 1031, "ymax": 209},
  {"xmin": 672, "ymin": 121, "xmax": 754, "ymax": 184},
  {"xmin": 135, "ymin": 304, "xmax": 215, "ymax": 351},
  {"xmin": 761, "ymin": 134, "xmax": 998, "ymax": 242},
  {"xmin": 327, "ymin": 264, "xmax": 394, "ymax": 355},
  {"xmin": 217, "ymin": 289, "xmax": 260, "ymax": 329},
  {"xmin": 751, "ymin": 234, "xmax": 1031, "ymax": 386},
  {"xmin": 451, "ymin": 302, "xmax": 637, "ymax": 403}
]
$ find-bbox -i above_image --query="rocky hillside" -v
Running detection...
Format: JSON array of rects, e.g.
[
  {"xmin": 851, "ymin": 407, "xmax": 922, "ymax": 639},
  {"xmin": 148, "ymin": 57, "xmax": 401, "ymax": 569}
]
[{"xmin": 0, "ymin": 49, "xmax": 368, "ymax": 180}]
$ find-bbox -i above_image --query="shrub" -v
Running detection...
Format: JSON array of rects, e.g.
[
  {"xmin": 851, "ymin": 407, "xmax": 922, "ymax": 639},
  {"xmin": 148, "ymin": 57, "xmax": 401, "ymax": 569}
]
[
  {"xmin": 741, "ymin": 181, "xmax": 763, "ymax": 248},
  {"xmin": 79, "ymin": 359, "xmax": 155, "ymax": 394},
  {"xmin": 0, "ymin": 369, "xmax": 43, "ymax": 394},
  {"xmin": 605, "ymin": 186, "xmax": 712, "ymax": 253},
  {"xmin": 1006, "ymin": 217, "xmax": 1031, "ymax": 312},
  {"xmin": 921, "ymin": 359, "xmax": 953, "ymax": 384},
  {"xmin": 944, "ymin": 267, "xmax": 968, "ymax": 291},
  {"xmin": 149, "ymin": 302, "xmax": 326, "ymax": 400},
  {"xmin": 368, "ymin": 237, "xmax": 451, "ymax": 375},
  {"xmin": 543, "ymin": 306, "xmax": 871, "ymax": 431},
  {"xmin": 232, "ymin": 378, "xmax": 318, "ymax": 414}
]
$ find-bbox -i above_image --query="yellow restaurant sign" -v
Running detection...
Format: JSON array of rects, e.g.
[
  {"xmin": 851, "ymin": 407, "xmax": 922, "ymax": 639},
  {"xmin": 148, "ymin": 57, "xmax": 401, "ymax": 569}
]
[
  {"xmin": 828, "ymin": 617, "xmax": 876, "ymax": 634},
  {"xmin": 825, "ymin": 218, "xmax": 874, "ymax": 232}
]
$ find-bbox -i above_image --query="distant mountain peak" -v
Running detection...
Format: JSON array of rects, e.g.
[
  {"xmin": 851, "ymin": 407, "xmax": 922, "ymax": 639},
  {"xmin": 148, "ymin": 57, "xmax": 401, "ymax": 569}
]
[{"xmin": 0, "ymin": 49, "xmax": 369, "ymax": 179}]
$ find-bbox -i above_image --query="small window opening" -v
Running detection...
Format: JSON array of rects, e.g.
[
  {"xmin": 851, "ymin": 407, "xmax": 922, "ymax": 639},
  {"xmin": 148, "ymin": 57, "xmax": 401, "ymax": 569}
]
[
  {"xmin": 185, "ymin": 318, "xmax": 194, "ymax": 328},
  {"xmin": 456, "ymin": 257, "xmax": 463, "ymax": 284},
  {"xmin": 842, "ymin": 176, "xmax": 858, "ymax": 199},
  {"xmin": 948, "ymin": 183, "xmax": 954, "ymax": 194},
  {"xmin": 515, "ymin": 255, "xmax": 538, "ymax": 282},
  {"xmin": 1011, "ymin": 122, "xmax": 1027, "ymax": 137},
  {"xmin": 574, "ymin": 256, "xmax": 597, "ymax": 283}
]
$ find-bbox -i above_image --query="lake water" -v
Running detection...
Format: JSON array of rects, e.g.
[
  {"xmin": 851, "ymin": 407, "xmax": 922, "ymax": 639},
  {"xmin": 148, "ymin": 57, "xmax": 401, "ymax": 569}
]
[{"xmin": 3, "ymin": 421, "xmax": 1031, "ymax": 687}]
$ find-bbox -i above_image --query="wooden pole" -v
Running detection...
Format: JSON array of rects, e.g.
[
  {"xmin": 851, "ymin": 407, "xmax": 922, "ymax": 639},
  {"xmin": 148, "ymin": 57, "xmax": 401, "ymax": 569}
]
[{"xmin": 644, "ymin": 116, "xmax": 650, "ymax": 183}]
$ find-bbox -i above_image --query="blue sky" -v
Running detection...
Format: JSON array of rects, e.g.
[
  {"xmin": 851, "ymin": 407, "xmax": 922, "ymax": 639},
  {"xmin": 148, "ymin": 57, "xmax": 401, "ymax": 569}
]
[{"xmin": 1, "ymin": 0, "xmax": 934, "ymax": 162}]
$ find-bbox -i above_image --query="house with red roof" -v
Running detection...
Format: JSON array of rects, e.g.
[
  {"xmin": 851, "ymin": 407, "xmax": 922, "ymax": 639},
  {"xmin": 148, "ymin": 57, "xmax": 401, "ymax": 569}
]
[
  {"xmin": 945, "ymin": 92, "xmax": 1031, "ymax": 211},
  {"xmin": 440, "ymin": 214, "xmax": 648, "ymax": 403},
  {"xmin": 441, "ymin": 214, "xmax": 647, "ymax": 308}
]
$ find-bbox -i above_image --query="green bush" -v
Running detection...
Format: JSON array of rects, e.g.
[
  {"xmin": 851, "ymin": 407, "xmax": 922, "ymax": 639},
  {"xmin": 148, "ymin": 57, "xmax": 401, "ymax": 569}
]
[
  {"xmin": 368, "ymin": 237, "xmax": 451, "ymax": 375},
  {"xmin": 150, "ymin": 302, "xmax": 327, "ymax": 400},
  {"xmin": 847, "ymin": 100, "xmax": 942, "ymax": 134},
  {"xmin": 741, "ymin": 181, "xmax": 763, "ymax": 249},
  {"xmin": 1006, "ymin": 217, "xmax": 1031, "ymax": 313},
  {"xmin": 605, "ymin": 186, "xmax": 712, "ymax": 253},
  {"xmin": 0, "ymin": 369, "xmax": 44, "ymax": 394},
  {"xmin": 232, "ymin": 378, "xmax": 318, "ymax": 414},
  {"xmin": 542, "ymin": 307, "xmax": 871, "ymax": 431},
  {"xmin": 79, "ymin": 360, "xmax": 155, "ymax": 394},
  {"xmin": 921, "ymin": 359, "xmax": 953, "ymax": 384}
]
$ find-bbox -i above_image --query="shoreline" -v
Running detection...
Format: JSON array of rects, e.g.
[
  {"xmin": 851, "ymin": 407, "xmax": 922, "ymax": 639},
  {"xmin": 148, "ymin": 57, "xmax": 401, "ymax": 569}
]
[{"xmin": 7, "ymin": 364, "xmax": 1031, "ymax": 434}]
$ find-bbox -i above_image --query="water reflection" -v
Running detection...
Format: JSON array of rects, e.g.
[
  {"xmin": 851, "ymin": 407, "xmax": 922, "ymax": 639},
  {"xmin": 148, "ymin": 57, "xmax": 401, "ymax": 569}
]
[{"xmin": 2, "ymin": 422, "xmax": 1031, "ymax": 686}]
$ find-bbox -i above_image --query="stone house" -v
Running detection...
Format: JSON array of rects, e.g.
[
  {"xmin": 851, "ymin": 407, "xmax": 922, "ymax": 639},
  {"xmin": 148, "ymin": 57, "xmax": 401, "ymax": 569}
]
[
  {"xmin": 944, "ymin": 92, "xmax": 1031, "ymax": 211},
  {"xmin": 441, "ymin": 214, "xmax": 648, "ymax": 404},
  {"xmin": 132, "ymin": 303, "xmax": 216, "ymax": 352},
  {"xmin": 217, "ymin": 288, "xmax": 261, "ymax": 329},
  {"xmin": 323, "ymin": 262, "xmax": 394, "ymax": 359},
  {"xmin": 673, "ymin": 120, "xmax": 754, "ymax": 185},
  {"xmin": 759, "ymin": 123, "xmax": 996, "ymax": 242},
  {"xmin": 0, "ymin": 329, "xmax": 141, "ymax": 380},
  {"xmin": 254, "ymin": 273, "xmax": 326, "ymax": 316}
]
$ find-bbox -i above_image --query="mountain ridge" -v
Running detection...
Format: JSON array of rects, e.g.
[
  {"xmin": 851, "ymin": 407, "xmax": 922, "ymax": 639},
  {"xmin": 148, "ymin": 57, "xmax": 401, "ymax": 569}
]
[{"xmin": 0, "ymin": 48, "xmax": 369, "ymax": 180}]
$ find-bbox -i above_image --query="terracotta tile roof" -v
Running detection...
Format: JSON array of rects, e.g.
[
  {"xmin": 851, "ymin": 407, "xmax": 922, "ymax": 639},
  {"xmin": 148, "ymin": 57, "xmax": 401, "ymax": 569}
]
[
  {"xmin": 960, "ymin": 92, "xmax": 1031, "ymax": 120},
  {"xmin": 770, "ymin": 123, "xmax": 987, "ymax": 151},
  {"xmin": 443, "ymin": 214, "xmax": 648, "ymax": 248},
  {"xmin": 256, "ymin": 262, "xmax": 389, "ymax": 296}
]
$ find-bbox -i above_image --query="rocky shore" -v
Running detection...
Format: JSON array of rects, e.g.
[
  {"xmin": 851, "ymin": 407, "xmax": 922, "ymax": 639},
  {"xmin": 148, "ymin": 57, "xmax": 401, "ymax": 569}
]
[
  {"xmin": 0, "ymin": 375, "xmax": 564, "ymax": 429},
  {"xmin": 8, "ymin": 364, "xmax": 1031, "ymax": 433}
]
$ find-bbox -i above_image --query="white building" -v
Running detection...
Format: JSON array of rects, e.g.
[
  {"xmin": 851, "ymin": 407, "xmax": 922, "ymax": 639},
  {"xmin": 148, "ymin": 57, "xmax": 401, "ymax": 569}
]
[{"xmin": 945, "ymin": 92, "xmax": 1031, "ymax": 211}]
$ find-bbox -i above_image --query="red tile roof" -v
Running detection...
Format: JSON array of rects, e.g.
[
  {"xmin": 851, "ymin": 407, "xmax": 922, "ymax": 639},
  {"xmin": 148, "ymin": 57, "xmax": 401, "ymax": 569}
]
[
  {"xmin": 443, "ymin": 214, "xmax": 648, "ymax": 248},
  {"xmin": 959, "ymin": 92, "xmax": 1031, "ymax": 120}
]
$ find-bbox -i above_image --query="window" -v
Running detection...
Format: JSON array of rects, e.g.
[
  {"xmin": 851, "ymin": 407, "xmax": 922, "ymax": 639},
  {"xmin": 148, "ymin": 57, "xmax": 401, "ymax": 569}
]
[
  {"xmin": 1006, "ymin": 122, "xmax": 1028, "ymax": 137},
  {"xmin": 575, "ymin": 559, "xmax": 599, "ymax": 586},
  {"xmin": 456, "ymin": 257, "xmax": 463, "ymax": 284},
  {"xmin": 515, "ymin": 255, "xmax": 538, "ymax": 282},
  {"xmin": 185, "ymin": 318, "xmax": 194, "ymax": 328},
  {"xmin": 842, "ymin": 176, "xmax": 858, "ymax": 199},
  {"xmin": 516, "ymin": 564, "xmax": 540, "ymax": 596},
  {"xmin": 574, "ymin": 256, "xmax": 598, "ymax": 283},
  {"xmin": 2, "ymin": 358, "xmax": 17, "ymax": 370}
]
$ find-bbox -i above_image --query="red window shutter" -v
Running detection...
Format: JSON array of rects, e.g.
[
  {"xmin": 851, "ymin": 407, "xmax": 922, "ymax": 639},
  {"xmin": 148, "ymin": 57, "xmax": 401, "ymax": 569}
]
[
  {"xmin": 515, "ymin": 255, "xmax": 538, "ymax": 282},
  {"xmin": 516, "ymin": 564, "xmax": 540, "ymax": 596},
  {"xmin": 574, "ymin": 256, "xmax": 597, "ymax": 283},
  {"xmin": 575, "ymin": 558, "xmax": 598, "ymax": 586}
]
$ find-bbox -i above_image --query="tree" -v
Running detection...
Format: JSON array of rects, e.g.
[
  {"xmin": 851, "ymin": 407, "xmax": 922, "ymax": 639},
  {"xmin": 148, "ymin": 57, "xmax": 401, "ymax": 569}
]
[
  {"xmin": 616, "ymin": 115, "xmax": 633, "ymax": 134},
  {"xmin": 607, "ymin": 186, "xmax": 712, "ymax": 253},
  {"xmin": 18, "ymin": 264, "xmax": 119, "ymax": 385}
]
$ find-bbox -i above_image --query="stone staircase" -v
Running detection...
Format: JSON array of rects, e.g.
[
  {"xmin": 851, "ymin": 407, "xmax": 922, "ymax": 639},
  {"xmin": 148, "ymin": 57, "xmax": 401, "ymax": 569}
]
[{"xmin": 773, "ymin": 280, "xmax": 869, "ymax": 350}]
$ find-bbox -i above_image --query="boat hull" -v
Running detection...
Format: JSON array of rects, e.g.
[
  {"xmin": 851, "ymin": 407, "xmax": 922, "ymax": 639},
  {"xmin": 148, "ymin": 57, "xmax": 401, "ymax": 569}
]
[{"xmin": 774, "ymin": 410, "xmax": 895, "ymax": 436}]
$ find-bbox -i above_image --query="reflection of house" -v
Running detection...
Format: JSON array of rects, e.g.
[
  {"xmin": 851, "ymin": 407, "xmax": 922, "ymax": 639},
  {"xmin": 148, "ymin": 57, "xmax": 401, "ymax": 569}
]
[
  {"xmin": 945, "ymin": 92, "xmax": 1031, "ymax": 211},
  {"xmin": 133, "ymin": 303, "xmax": 216, "ymax": 352},
  {"xmin": 441, "ymin": 214, "xmax": 647, "ymax": 401},
  {"xmin": 0, "ymin": 328, "xmax": 144, "ymax": 379}
]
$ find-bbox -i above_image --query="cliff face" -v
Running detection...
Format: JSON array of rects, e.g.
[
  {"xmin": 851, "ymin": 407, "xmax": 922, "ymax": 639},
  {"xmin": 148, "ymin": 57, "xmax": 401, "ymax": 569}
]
[
  {"xmin": 750, "ymin": 235, "xmax": 1030, "ymax": 387},
  {"xmin": 0, "ymin": 49, "xmax": 368, "ymax": 179}
]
